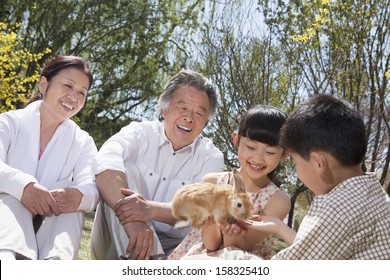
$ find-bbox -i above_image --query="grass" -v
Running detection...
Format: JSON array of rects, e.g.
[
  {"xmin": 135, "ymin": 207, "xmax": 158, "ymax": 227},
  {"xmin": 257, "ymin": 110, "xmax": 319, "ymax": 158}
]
[
  {"xmin": 77, "ymin": 212, "xmax": 94, "ymax": 260},
  {"xmin": 273, "ymin": 237, "xmax": 288, "ymax": 254},
  {"xmin": 77, "ymin": 212, "xmax": 288, "ymax": 260}
]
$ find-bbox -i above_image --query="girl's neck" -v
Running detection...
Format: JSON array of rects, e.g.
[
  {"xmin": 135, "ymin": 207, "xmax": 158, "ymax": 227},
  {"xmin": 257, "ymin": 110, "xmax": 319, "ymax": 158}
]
[{"xmin": 237, "ymin": 168, "xmax": 272, "ymax": 192}]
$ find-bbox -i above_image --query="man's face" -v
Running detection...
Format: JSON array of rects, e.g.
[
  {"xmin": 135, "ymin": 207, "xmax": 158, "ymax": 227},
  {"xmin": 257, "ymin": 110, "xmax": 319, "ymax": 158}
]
[{"xmin": 162, "ymin": 86, "xmax": 210, "ymax": 151}]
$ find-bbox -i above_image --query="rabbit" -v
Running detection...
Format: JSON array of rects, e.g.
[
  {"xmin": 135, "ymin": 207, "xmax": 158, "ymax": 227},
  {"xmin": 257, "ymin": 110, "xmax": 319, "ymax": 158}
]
[{"xmin": 171, "ymin": 168, "xmax": 251, "ymax": 229}]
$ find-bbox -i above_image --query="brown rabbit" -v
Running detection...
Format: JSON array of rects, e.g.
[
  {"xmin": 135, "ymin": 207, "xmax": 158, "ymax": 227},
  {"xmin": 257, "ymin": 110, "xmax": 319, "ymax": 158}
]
[{"xmin": 171, "ymin": 168, "xmax": 251, "ymax": 229}]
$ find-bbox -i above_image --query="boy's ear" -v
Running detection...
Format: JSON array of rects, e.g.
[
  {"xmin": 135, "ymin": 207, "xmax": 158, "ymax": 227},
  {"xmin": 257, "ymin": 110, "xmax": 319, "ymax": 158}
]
[
  {"xmin": 311, "ymin": 151, "xmax": 333, "ymax": 183},
  {"xmin": 310, "ymin": 151, "xmax": 327, "ymax": 171}
]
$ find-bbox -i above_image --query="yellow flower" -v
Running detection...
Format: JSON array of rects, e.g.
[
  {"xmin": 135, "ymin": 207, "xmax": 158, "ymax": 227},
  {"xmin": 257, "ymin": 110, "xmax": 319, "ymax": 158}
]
[{"xmin": 1, "ymin": 21, "xmax": 51, "ymax": 111}]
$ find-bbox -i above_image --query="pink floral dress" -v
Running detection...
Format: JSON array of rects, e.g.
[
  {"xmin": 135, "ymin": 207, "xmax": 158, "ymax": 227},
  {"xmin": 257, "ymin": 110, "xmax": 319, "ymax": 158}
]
[{"xmin": 168, "ymin": 172, "xmax": 280, "ymax": 260}]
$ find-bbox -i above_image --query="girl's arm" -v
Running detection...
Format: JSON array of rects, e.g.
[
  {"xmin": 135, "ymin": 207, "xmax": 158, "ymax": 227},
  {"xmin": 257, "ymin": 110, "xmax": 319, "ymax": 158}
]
[
  {"xmin": 200, "ymin": 173, "xmax": 223, "ymax": 251},
  {"xmin": 201, "ymin": 216, "xmax": 223, "ymax": 251}
]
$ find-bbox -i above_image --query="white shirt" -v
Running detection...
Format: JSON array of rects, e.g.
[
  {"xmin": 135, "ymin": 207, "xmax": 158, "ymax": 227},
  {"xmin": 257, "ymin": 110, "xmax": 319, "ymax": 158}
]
[
  {"xmin": 0, "ymin": 101, "xmax": 99, "ymax": 212},
  {"xmin": 93, "ymin": 120, "xmax": 224, "ymax": 238}
]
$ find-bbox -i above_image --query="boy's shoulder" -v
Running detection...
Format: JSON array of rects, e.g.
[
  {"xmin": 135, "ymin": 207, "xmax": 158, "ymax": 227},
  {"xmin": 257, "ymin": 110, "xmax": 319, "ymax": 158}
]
[{"xmin": 319, "ymin": 173, "xmax": 388, "ymax": 215}]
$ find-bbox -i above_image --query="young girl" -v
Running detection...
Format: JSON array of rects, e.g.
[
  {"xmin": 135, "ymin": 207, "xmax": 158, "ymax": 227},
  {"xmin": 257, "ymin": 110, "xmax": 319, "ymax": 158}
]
[{"xmin": 168, "ymin": 105, "xmax": 291, "ymax": 260}]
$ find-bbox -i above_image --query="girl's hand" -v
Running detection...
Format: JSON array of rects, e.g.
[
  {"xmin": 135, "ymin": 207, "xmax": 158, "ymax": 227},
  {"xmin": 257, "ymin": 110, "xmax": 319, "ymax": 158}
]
[
  {"xmin": 202, "ymin": 216, "xmax": 216, "ymax": 227},
  {"xmin": 50, "ymin": 188, "xmax": 83, "ymax": 213},
  {"xmin": 220, "ymin": 222, "xmax": 247, "ymax": 237}
]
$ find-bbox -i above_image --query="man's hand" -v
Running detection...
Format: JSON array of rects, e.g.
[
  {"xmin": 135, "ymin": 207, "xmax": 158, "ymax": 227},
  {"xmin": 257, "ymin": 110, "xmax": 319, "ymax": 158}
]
[
  {"xmin": 50, "ymin": 188, "xmax": 83, "ymax": 213},
  {"xmin": 114, "ymin": 188, "xmax": 152, "ymax": 224},
  {"xmin": 21, "ymin": 182, "xmax": 60, "ymax": 216},
  {"xmin": 123, "ymin": 221, "xmax": 154, "ymax": 260}
]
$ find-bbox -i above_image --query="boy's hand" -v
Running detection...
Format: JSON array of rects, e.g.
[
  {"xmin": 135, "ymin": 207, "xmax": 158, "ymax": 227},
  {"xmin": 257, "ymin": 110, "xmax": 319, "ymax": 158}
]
[{"xmin": 238, "ymin": 215, "xmax": 281, "ymax": 235}]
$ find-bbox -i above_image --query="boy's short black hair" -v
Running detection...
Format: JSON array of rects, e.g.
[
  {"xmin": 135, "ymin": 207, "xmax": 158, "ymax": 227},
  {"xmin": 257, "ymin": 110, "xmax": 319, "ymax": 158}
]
[{"xmin": 280, "ymin": 94, "xmax": 367, "ymax": 166}]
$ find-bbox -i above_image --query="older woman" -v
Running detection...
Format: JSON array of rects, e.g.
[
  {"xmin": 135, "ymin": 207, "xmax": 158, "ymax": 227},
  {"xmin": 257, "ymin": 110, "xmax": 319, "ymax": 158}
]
[{"xmin": 0, "ymin": 56, "xmax": 99, "ymax": 260}]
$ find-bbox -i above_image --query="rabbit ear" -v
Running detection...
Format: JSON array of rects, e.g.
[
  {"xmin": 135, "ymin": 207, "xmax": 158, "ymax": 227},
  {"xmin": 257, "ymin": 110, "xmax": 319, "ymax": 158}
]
[{"xmin": 232, "ymin": 168, "xmax": 246, "ymax": 193}]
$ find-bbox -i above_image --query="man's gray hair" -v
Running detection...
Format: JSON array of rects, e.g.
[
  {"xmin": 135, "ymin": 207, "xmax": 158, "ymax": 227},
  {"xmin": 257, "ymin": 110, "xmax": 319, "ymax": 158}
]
[{"xmin": 157, "ymin": 69, "xmax": 218, "ymax": 122}]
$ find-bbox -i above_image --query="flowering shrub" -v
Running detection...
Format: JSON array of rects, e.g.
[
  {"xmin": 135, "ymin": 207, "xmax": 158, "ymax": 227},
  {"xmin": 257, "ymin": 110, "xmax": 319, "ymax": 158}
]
[{"xmin": 0, "ymin": 22, "xmax": 51, "ymax": 112}]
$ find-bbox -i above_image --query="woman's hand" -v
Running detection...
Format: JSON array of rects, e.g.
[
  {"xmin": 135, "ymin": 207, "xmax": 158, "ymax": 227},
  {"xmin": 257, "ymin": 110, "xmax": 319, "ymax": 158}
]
[
  {"xmin": 21, "ymin": 182, "xmax": 60, "ymax": 216},
  {"xmin": 51, "ymin": 188, "xmax": 83, "ymax": 213}
]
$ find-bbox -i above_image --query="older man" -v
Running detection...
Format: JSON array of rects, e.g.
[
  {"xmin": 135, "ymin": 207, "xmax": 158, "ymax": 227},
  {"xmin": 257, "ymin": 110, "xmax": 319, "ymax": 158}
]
[{"xmin": 90, "ymin": 70, "xmax": 224, "ymax": 260}]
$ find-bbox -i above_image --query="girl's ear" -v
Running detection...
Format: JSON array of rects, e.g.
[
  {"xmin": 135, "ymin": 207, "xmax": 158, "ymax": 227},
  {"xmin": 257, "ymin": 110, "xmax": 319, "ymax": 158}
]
[
  {"xmin": 281, "ymin": 149, "xmax": 290, "ymax": 159},
  {"xmin": 232, "ymin": 131, "xmax": 239, "ymax": 149}
]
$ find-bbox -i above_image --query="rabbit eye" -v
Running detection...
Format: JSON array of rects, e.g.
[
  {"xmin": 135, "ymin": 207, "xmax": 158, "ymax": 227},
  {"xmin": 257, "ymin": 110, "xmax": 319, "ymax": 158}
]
[{"xmin": 237, "ymin": 202, "xmax": 242, "ymax": 208}]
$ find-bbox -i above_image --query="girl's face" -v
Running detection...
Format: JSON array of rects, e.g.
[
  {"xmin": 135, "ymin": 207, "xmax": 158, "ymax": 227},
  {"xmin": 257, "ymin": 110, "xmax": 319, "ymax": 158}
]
[
  {"xmin": 39, "ymin": 67, "xmax": 89, "ymax": 123},
  {"xmin": 237, "ymin": 136, "xmax": 284, "ymax": 182}
]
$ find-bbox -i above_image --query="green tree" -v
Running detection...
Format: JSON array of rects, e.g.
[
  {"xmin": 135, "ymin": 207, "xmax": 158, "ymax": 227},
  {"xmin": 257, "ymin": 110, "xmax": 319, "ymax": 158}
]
[
  {"xmin": 186, "ymin": 1, "xmax": 292, "ymax": 168},
  {"xmin": 1, "ymin": 0, "xmax": 207, "ymax": 147},
  {"xmin": 259, "ymin": 0, "xmax": 390, "ymax": 193}
]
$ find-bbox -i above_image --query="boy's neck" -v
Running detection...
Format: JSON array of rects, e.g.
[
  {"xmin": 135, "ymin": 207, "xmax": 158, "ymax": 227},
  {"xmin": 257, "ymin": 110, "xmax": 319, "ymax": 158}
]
[{"xmin": 318, "ymin": 164, "xmax": 364, "ymax": 195}]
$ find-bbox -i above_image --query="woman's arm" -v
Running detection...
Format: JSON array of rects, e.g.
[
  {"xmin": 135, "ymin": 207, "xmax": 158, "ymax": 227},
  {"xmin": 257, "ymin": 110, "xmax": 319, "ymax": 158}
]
[{"xmin": 56, "ymin": 135, "xmax": 99, "ymax": 213}]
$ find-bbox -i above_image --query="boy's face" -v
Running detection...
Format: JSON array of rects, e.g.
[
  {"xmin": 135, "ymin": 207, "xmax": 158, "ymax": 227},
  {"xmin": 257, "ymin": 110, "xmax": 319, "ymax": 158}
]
[{"xmin": 290, "ymin": 152, "xmax": 319, "ymax": 193}]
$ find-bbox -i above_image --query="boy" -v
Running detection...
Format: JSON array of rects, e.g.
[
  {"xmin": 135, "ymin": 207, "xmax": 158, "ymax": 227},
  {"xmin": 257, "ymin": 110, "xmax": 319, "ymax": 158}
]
[{"xmin": 242, "ymin": 94, "xmax": 390, "ymax": 259}]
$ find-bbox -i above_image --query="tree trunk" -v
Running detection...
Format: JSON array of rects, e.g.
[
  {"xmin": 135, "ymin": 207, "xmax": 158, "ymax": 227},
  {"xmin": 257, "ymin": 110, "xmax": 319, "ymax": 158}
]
[{"xmin": 287, "ymin": 184, "xmax": 308, "ymax": 228}]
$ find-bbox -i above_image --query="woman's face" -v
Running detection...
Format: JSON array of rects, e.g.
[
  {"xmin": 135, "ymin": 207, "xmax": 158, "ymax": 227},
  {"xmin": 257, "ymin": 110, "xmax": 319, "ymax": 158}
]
[{"xmin": 39, "ymin": 67, "xmax": 89, "ymax": 123}]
